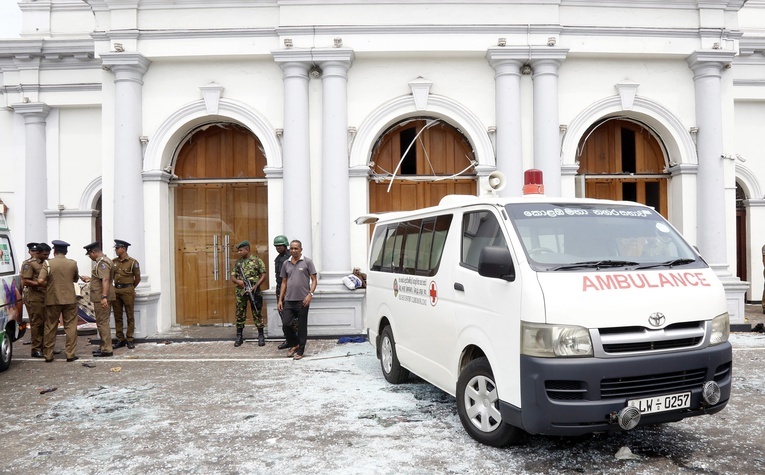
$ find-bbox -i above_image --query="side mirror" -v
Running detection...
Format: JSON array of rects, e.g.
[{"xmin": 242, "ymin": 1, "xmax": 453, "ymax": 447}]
[{"xmin": 478, "ymin": 246, "xmax": 515, "ymax": 282}]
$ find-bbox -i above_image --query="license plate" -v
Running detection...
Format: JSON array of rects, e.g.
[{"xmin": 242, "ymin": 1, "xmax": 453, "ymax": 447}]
[{"xmin": 627, "ymin": 392, "xmax": 691, "ymax": 414}]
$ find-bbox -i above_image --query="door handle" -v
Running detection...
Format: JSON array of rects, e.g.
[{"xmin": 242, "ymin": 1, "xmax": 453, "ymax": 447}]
[
  {"xmin": 213, "ymin": 234, "xmax": 219, "ymax": 281},
  {"xmin": 454, "ymin": 282, "xmax": 464, "ymax": 291},
  {"xmin": 224, "ymin": 235, "xmax": 230, "ymax": 280}
]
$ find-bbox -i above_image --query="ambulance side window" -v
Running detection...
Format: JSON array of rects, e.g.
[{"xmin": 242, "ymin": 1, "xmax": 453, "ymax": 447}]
[
  {"xmin": 416, "ymin": 215, "xmax": 452, "ymax": 276},
  {"xmin": 0, "ymin": 234, "xmax": 16, "ymax": 275},
  {"xmin": 461, "ymin": 210, "xmax": 508, "ymax": 270},
  {"xmin": 370, "ymin": 215, "xmax": 453, "ymax": 276}
]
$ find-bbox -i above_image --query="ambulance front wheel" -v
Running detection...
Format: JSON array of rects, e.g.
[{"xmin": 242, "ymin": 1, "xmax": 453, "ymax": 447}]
[
  {"xmin": 0, "ymin": 331, "xmax": 12, "ymax": 372},
  {"xmin": 380, "ymin": 326, "xmax": 409, "ymax": 384},
  {"xmin": 456, "ymin": 357, "xmax": 522, "ymax": 447}
]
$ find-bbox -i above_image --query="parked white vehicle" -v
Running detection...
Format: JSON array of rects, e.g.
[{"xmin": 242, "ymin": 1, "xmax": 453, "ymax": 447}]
[
  {"xmin": 358, "ymin": 174, "xmax": 731, "ymax": 446},
  {"xmin": 0, "ymin": 211, "xmax": 25, "ymax": 372}
]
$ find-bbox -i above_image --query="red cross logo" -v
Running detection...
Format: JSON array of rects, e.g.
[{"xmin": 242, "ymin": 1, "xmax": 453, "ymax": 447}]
[{"xmin": 429, "ymin": 281, "xmax": 438, "ymax": 306}]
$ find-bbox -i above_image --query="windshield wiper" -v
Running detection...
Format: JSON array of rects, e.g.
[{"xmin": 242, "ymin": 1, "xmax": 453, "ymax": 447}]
[
  {"xmin": 550, "ymin": 260, "xmax": 640, "ymax": 271},
  {"xmin": 635, "ymin": 258, "xmax": 696, "ymax": 270}
]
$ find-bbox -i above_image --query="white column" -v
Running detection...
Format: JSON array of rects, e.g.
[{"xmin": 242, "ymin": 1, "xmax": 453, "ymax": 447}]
[
  {"xmin": 530, "ymin": 49, "xmax": 568, "ymax": 197},
  {"xmin": 315, "ymin": 49, "xmax": 354, "ymax": 281},
  {"xmin": 274, "ymin": 52, "xmax": 313, "ymax": 258},
  {"xmin": 687, "ymin": 50, "xmax": 747, "ymax": 327},
  {"xmin": 101, "ymin": 53, "xmax": 150, "ymax": 269},
  {"xmin": 486, "ymin": 49, "xmax": 525, "ymax": 197},
  {"xmin": 687, "ymin": 51, "xmax": 734, "ymax": 267},
  {"xmin": 13, "ymin": 102, "xmax": 50, "ymax": 243}
]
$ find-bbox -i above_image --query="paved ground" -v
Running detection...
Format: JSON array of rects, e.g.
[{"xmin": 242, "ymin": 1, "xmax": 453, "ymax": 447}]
[{"xmin": 1, "ymin": 304, "xmax": 764, "ymax": 474}]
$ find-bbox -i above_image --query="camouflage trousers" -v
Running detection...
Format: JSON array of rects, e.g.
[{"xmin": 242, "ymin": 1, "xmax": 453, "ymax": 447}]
[{"xmin": 235, "ymin": 293, "xmax": 263, "ymax": 329}]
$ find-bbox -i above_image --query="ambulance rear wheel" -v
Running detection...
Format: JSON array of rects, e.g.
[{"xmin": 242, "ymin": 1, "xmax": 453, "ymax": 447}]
[
  {"xmin": 380, "ymin": 326, "xmax": 409, "ymax": 384},
  {"xmin": 0, "ymin": 331, "xmax": 12, "ymax": 372},
  {"xmin": 456, "ymin": 357, "xmax": 522, "ymax": 447}
]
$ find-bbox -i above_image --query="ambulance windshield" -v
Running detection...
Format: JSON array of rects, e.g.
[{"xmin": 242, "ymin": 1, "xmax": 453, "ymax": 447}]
[{"xmin": 504, "ymin": 203, "xmax": 702, "ymax": 272}]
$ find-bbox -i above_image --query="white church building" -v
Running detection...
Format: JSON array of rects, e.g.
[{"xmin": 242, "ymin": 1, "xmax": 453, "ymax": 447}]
[{"xmin": 1, "ymin": 0, "xmax": 764, "ymax": 336}]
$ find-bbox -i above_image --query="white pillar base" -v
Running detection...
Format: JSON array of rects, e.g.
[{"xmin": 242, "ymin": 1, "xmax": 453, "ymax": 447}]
[{"xmin": 264, "ymin": 289, "xmax": 365, "ymax": 337}]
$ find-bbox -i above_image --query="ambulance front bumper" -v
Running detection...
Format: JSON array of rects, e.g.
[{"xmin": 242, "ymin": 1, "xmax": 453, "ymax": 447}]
[{"xmin": 502, "ymin": 343, "xmax": 732, "ymax": 436}]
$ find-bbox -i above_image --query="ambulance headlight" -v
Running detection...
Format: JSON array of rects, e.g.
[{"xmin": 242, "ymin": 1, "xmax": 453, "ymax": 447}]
[
  {"xmin": 709, "ymin": 313, "xmax": 729, "ymax": 346},
  {"xmin": 522, "ymin": 323, "xmax": 593, "ymax": 357}
]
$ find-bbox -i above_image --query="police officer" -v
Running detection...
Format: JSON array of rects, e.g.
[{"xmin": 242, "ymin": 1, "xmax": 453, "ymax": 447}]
[
  {"xmin": 273, "ymin": 235, "xmax": 297, "ymax": 350},
  {"xmin": 21, "ymin": 243, "xmax": 45, "ymax": 357},
  {"xmin": 112, "ymin": 239, "xmax": 141, "ymax": 349},
  {"xmin": 231, "ymin": 240, "xmax": 267, "ymax": 347},
  {"xmin": 82, "ymin": 242, "xmax": 115, "ymax": 357},
  {"xmin": 37, "ymin": 240, "xmax": 80, "ymax": 362}
]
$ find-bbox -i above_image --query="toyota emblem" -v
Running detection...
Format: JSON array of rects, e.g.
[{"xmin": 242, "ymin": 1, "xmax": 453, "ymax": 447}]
[{"xmin": 648, "ymin": 312, "xmax": 666, "ymax": 328}]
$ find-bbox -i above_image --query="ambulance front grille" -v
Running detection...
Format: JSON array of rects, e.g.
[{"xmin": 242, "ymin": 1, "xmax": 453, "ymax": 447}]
[
  {"xmin": 601, "ymin": 368, "xmax": 707, "ymax": 399},
  {"xmin": 596, "ymin": 321, "xmax": 706, "ymax": 355}
]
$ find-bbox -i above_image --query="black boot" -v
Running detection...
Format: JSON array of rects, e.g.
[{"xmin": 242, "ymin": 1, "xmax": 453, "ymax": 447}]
[
  {"xmin": 234, "ymin": 328, "xmax": 244, "ymax": 347},
  {"xmin": 257, "ymin": 327, "xmax": 265, "ymax": 347}
]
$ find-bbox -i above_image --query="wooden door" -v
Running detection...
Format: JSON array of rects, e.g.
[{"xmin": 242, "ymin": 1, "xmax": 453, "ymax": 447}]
[
  {"xmin": 172, "ymin": 124, "xmax": 268, "ymax": 325},
  {"xmin": 369, "ymin": 119, "xmax": 476, "ymax": 213},
  {"xmin": 174, "ymin": 183, "xmax": 268, "ymax": 325},
  {"xmin": 578, "ymin": 119, "xmax": 669, "ymax": 217}
]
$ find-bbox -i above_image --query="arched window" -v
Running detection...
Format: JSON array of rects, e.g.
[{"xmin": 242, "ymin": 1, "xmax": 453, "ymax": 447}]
[{"xmin": 369, "ymin": 118, "xmax": 476, "ymax": 213}]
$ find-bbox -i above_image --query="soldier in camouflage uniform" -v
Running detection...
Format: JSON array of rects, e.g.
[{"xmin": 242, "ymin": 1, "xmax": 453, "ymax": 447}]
[{"xmin": 231, "ymin": 240, "xmax": 267, "ymax": 347}]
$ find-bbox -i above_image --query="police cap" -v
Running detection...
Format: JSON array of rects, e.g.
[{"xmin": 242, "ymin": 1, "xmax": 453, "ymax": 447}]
[
  {"xmin": 237, "ymin": 240, "xmax": 250, "ymax": 249},
  {"xmin": 51, "ymin": 240, "xmax": 70, "ymax": 251},
  {"xmin": 114, "ymin": 239, "xmax": 131, "ymax": 249},
  {"xmin": 26, "ymin": 242, "xmax": 39, "ymax": 251},
  {"xmin": 84, "ymin": 241, "xmax": 100, "ymax": 254}
]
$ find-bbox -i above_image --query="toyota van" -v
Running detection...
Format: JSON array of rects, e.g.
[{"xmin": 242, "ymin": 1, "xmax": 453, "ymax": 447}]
[{"xmin": 359, "ymin": 175, "xmax": 731, "ymax": 446}]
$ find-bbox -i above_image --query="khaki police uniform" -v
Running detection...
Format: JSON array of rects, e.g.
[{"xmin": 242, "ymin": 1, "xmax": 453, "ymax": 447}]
[
  {"xmin": 21, "ymin": 256, "xmax": 46, "ymax": 354},
  {"xmin": 112, "ymin": 255, "xmax": 140, "ymax": 343},
  {"xmin": 89, "ymin": 255, "xmax": 116, "ymax": 353},
  {"xmin": 39, "ymin": 252, "xmax": 80, "ymax": 361}
]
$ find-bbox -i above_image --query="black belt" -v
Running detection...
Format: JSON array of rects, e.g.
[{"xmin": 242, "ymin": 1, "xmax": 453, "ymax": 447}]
[{"xmin": 114, "ymin": 283, "xmax": 134, "ymax": 289}]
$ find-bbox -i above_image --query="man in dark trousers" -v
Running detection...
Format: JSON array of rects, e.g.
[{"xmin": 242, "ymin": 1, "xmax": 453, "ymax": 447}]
[
  {"xmin": 277, "ymin": 239, "xmax": 317, "ymax": 360},
  {"xmin": 272, "ymin": 235, "xmax": 296, "ymax": 350},
  {"xmin": 37, "ymin": 240, "xmax": 80, "ymax": 362},
  {"xmin": 112, "ymin": 239, "xmax": 141, "ymax": 349},
  {"xmin": 82, "ymin": 242, "xmax": 115, "ymax": 357}
]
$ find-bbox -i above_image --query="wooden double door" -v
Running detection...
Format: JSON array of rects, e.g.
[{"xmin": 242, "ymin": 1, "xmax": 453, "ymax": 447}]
[
  {"xmin": 578, "ymin": 119, "xmax": 669, "ymax": 217},
  {"xmin": 174, "ymin": 183, "xmax": 268, "ymax": 325}
]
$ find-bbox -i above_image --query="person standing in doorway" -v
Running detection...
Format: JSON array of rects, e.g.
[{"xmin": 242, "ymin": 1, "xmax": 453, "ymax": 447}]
[
  {"xmin": 277, "ymin": 239, "xmax": 317, "ymax": 360},
  {"xmin": 82, "ymin": 242, "xmax": 115, "ymax": 357},
  {"xmin": 21, "ymin": 243, "xmax": 45, "ymax": 357},
  {"xmin": 37, "ymin": 240, "xmax": 80, "ymax": 362},
  {"xmin": 272, "ymin": 235, "xmax": 296, "ymax": 350},
  {"xmin": 231, "ymin": 241, "xmax": 267, "ymax": 347},
  {"xmin": 112, "ymin": 239, "xmax": 141, "ymax": 349}
]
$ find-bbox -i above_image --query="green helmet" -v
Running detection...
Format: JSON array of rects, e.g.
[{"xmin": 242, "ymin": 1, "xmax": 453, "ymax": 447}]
[{"xmin": 273, "ymin": 235, "xmax": 289, "ymax": 247}]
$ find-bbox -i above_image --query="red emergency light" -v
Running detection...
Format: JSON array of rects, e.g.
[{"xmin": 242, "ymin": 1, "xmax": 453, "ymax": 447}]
[{"xmin": 523, "ymin": 169, "xmax": 544, "ymax": 195}]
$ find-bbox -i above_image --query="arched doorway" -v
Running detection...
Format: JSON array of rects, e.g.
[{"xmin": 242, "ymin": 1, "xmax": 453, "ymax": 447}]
[
  {"xmin": 172, "ymin": 123, "xmax": 268, "ymax": 325},
  {"xmin": 369, "ymin": 118, "xmax": 476, "ymax": 213},
  {"xmin": 735, "ymin": 182, "xmax": 747, "ymax": 283},
  {"xmin": 577, "ymin": 118, "xmax": 669, "ymax": 217}
]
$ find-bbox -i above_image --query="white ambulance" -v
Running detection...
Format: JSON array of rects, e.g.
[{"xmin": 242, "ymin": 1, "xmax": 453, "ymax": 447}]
[
  {"xmin": 359, "ymin": 172, "xmax": 731, "ymax": 446},
  {"xmin": 0, "ymin": 210, "xmax": 25, "ymax": 372}
]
